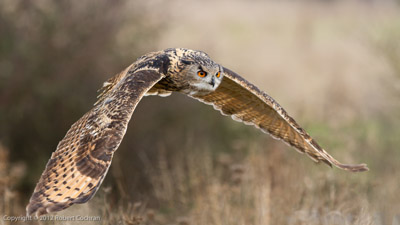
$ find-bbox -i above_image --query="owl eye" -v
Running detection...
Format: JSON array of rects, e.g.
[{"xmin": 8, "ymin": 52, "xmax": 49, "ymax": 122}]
[
  {"xmin": 197, "ymin": 71, "xmax": 207, "ymax": 77},
  {"xmin": 216, "ymin": 72, "xmax": 221, "ymax": 78}
]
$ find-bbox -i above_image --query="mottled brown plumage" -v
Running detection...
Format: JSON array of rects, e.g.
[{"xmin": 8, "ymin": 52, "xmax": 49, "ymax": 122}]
[{"xmin": 27, "ymin": 48, "xmax": 368, "ymax": 216}]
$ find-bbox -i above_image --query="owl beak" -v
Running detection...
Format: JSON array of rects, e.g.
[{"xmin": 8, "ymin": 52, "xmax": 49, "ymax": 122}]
[{"xmin": 209, "ymin": 77, "xmax": 215, "ymax": 87}]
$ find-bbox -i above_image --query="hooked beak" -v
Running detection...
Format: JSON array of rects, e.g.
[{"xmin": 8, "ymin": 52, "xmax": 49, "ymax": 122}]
[{"xmin": 209, "ymin": 77, "xmax": 215, "ymax": 87}]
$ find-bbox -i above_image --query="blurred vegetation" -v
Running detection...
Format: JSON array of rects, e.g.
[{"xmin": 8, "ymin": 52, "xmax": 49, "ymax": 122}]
[
  {"xmin": 0, "ymin": 0, "xmax": 166, "ymax": 206},
  {"xmin": 1, "ymin": 0, "xmax": 400, "ymax": 224}
]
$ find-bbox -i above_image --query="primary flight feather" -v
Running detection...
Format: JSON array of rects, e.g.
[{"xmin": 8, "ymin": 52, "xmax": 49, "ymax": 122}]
[{"xmin": 27, "ymin": 48, "xmax": 368, "ymax": 216}]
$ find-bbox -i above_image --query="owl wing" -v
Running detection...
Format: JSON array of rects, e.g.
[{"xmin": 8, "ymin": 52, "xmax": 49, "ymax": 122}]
[
  {"xmin": 26, "ymin": 69, "xmax": 164, "ymax": 216},
  {"xmin": 193, "ymin": 67, "xmax": 368, "ymax": 172}
]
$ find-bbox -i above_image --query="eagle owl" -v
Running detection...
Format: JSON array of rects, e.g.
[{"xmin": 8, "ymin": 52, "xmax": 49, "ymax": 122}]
[{"xmin": 26, "ymin": 48, "xmax": 368, "ymax": 216}]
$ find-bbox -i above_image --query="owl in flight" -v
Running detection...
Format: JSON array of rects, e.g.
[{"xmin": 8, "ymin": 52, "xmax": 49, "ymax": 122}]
[{"xmin": 26, "ymin": 48, "xmax": 368, "ymax": 216}]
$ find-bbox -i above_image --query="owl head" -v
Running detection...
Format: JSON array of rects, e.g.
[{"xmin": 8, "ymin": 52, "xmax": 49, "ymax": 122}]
[{"xmin": 176, "ymin": 49, "xmax": 224, "ymax": 96}]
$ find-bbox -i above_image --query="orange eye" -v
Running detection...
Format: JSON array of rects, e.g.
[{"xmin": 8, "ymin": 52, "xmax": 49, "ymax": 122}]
[
  {"xmin": 216, "ymin": 72, "xmax": 221, "ymax": 78},
  {"xmin": 198, "ymin": 71, "xmax": 207, "ymax": 77}
]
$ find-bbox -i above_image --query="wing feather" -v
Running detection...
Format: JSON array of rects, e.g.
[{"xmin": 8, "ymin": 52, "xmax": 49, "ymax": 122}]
[
  {"xmin": 193, "ymin": 67, "xmax": 368, "ymax": 172},
  {"xmin": 26, "ymin": 69, "xmax": 164, "ymax": 216}
]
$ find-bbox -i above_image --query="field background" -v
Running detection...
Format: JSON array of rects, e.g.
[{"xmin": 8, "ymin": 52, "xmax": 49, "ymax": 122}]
[{"xmin": 1, "ymin": 0, "xmax": 400, "ymax": 224}]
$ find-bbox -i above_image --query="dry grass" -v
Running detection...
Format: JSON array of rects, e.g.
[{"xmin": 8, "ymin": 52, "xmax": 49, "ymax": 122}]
[
  {"xmin": 1, "ymin": 1, "xmax": 400, "ymax": 225},
  {"xmin": 69, "ymin": 140, "xmax": 382, "ymax": 225}
]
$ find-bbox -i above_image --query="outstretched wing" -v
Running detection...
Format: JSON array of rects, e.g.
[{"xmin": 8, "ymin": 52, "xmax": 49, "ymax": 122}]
[
  {"xmin": 193, "ymin": 67, "xmax": 368, "ymax": 172},
  {"xmin": 26, "ymin": 69, "xmax": 164, "ymax": 216}
]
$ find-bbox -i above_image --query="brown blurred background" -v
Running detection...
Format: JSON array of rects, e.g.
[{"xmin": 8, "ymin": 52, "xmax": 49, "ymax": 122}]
[{"xmin": 1, "ymin": 0, "xmax": 400, "ymax": 224}]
